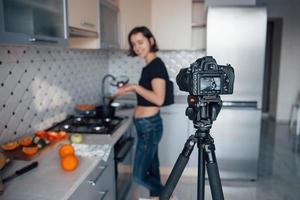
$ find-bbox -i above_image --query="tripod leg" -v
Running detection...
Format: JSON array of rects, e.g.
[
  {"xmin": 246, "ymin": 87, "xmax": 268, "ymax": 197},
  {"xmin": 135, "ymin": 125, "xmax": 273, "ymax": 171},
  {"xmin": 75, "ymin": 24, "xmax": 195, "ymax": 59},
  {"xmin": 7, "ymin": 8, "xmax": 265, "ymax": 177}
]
[
  {"xmin": 205, "ymin": 143, "xmax": 224, "ymax": 200},
  {"xmin": 160, "ymin": 136, "xmax": 196, "ymax": 200},
  {"xmin": 198, "ymin": 144, "xmax": 205, "ymax": 200}
]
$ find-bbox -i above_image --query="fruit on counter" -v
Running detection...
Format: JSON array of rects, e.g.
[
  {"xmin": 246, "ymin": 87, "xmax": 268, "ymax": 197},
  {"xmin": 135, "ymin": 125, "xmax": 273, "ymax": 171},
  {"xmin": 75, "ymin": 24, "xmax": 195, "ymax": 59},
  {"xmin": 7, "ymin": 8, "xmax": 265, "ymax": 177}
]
[
  {"xmin": 61, "ymin": 154, "xmax": 79, "ymax": 171},
  {"xmin": 58, "ymin": 131, "xmax": 68, "ymax": 140},
  {"xmin": 70, "ymin": 134, "xmax": 83, "ymax": 144},
  {"xmin": 1, "ymin": 140, "xmax": 19, "ymax": 151},
  {"xmin": 22, "ymin": 146, "xmax": 38, "ymax": 156},
  {"xmin": 18, "ymin": 136, "xmax": 33, "ymax": 147},
  {"xmin": 34, "ymin": 130, "xmax": 48, "ymax": 139},
  {"xmin": 46, "ymin": 131, "xmax": 68, "ymax": 141},
  {"xmin": 47, "ymin": 131, "xmax": 59, "ymax": 141},
  {"xmin": 59, "ymin": 144, "xmax": 75, "ymax": 158}
]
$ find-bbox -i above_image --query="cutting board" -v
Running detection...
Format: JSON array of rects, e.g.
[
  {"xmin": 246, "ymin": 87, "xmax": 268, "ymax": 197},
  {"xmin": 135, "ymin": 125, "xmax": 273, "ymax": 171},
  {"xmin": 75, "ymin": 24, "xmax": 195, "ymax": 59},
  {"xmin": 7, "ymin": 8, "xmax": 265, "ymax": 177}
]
[
  {"xmin": 2, "ymin": 141, "xmax": 63, "ymax": 161},
  {"xmin": 2, "ymin": 146, "xmax": 41, "ymax": 161}
]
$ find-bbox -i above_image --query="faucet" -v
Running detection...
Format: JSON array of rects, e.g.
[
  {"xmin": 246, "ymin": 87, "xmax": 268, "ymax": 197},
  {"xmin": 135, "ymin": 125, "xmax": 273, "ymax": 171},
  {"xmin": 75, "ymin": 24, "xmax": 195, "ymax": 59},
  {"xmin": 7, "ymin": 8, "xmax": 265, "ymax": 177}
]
[
  {"xmin": 101, "ymin": 74, "xmax": 116, "ymax": 104},
  {"xmin": 101, "ymin": 74, "xmax": 130, "ymax": 104}
]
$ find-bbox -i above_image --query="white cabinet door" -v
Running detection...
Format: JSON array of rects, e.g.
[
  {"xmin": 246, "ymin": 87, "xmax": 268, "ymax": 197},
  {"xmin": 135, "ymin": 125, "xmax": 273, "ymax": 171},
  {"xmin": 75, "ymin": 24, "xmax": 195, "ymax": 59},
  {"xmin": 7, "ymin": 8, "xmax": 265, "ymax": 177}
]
[
  {"xmin": 119, "ymin": 0, "xmax": 151, "ymax": 49},
  {"xmin": 151, "ymin": 0, "xmax": 192, "ymax": 50},
  {"xmin": 188, "ymin": 108, "xmax": 262, "ymax": 180},
  {"xmin": 159, "ymin": 104, "xmax": 190, "ymax": 167},
  {"xmin": 68, "ymin": 0, "xmax": 98, "ymax": 32}
]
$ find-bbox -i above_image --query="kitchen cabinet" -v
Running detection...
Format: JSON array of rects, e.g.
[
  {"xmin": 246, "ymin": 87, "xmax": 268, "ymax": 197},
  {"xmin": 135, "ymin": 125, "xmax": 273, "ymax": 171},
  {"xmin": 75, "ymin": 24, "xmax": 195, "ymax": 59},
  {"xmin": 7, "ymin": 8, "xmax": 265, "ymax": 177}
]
[
  {"xmin": 0, "ymin": 0, "xmax": 68, "ymax": 46},
  {"xmin": 120, "ymin": 0, "xmax": 205, "ymax": 50},
  {"xmin": 99, "ymin": 0, "xmax": 119, "ymax": 48},
  {"xmin": 68, "ymin": 0, "xmax": 120, "ymax": 49},
  {"xmin": 119, "ymin": 0, "xmax": 151, "ymax": 49},
  {"xmin": 68, "ymin": 0, "xmax": 100, "ymax": 49},
  {"xmin": 188, "ymin": 107, "xmax": 262, "ymax": 180},
  {"xmin": 151, "ymin": 0, "xmax": 192, "ymax": 50},
  {"xmin": 159, "ymin": 104, "xmax": 190, "ymax": 167},
  {"xmin": 191, "ymin": 1, "xmax": 206, "ymax": 50},
  {"xmin": 68, "ymin": 0, "xmax": 98, "ymax": 33},
  {"xmin": 70, "ymin": 151, "xmax": 116, "ymax": 200}
]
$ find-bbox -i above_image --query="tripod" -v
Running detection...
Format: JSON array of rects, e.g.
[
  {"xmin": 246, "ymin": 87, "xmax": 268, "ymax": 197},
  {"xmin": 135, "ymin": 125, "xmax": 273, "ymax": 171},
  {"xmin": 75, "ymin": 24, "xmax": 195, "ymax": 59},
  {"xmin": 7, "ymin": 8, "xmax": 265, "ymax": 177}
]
[{"xmin": 160, "ymin": 95, "xmax": 224, "ymax": 200}]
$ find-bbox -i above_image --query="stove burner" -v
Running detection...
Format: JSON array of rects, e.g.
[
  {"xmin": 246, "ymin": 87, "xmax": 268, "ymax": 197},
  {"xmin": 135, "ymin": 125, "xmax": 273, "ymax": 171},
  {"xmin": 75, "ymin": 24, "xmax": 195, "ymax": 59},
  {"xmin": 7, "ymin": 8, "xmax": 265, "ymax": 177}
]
[
  {"xmin": 48, "ymin": 116, "xmax": 126, "ymax": 135},
  {"xmin": 62, "ymin": 124, "xmax": 71, "ymax": 130},
  {"xmin": 93, "ymin": 126, "xmax": 105, "ymax": 131},
  {"xmin": 104, "ymin": 118, "xmax": 111, "ymax": 123}
]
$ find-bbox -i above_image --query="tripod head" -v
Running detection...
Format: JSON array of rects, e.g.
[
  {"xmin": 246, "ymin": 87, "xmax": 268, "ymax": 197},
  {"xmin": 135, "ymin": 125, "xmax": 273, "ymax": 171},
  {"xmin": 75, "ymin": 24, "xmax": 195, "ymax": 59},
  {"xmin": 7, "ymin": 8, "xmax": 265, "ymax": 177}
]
[{"xmin": 185, "ymin": 95, "xmax": 222, "ymax": 131}]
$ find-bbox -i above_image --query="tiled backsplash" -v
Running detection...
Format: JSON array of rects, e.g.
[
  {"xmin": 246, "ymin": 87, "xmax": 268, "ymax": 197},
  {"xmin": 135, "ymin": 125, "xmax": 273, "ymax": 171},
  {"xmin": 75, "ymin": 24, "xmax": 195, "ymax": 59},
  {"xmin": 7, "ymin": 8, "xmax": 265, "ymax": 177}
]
[
  {"xmin": 108, "ymin": 50, "xmax": 205, "ymax": 95},
  {"xmin": 0, "ymin": 46, "xmax": 109, "ymax": 143},
  {"xmin": 0, "ymin": 46, "xmax": 204, "ymax": 143}
]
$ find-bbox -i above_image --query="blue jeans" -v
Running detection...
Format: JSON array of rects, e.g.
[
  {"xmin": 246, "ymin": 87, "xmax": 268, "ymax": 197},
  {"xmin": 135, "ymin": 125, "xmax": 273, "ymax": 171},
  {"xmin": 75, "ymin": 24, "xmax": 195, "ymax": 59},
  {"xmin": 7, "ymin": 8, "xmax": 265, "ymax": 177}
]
[{"xmin": 133, "ymin": 112, "xmax": 164, "ymax": 196}]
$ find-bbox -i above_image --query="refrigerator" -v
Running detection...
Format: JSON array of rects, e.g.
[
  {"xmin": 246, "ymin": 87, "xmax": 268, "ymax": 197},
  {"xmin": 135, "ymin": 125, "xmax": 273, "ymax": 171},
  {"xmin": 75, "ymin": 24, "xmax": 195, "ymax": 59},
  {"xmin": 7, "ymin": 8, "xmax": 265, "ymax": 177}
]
[{"xmin": 205, "ymin": 6, "xmax": 267, "ymax": 180}]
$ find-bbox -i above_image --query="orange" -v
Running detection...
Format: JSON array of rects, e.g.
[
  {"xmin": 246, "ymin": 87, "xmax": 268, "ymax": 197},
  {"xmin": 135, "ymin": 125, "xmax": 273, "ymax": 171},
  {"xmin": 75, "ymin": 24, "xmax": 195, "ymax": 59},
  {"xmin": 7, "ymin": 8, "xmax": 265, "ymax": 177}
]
[
  {"xmin": 19, "ymin": 136, "xmax": 33, "ymax": 146},
  {"xmin": 1, "ymin": 141, "xmax": 19, "ymax": 151},
  {"xmin": 61, "ymin": 155, "xmax": 79, "ymax": 171},
  {"xmin": 22, "ymin": 146, "xmax": 38, "ymax": 156},
  {"xmin": 59, "ymin": 144, "xmax": 75, "ymax": 158}
]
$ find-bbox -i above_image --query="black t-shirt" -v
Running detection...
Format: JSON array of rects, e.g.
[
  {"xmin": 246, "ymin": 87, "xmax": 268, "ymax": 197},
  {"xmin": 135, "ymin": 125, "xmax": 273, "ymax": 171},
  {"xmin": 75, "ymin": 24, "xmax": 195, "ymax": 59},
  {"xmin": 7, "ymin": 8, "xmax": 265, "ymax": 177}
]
[{"xmin": 137, "ymin": 57, "xmax": 170, "ymax": 106}]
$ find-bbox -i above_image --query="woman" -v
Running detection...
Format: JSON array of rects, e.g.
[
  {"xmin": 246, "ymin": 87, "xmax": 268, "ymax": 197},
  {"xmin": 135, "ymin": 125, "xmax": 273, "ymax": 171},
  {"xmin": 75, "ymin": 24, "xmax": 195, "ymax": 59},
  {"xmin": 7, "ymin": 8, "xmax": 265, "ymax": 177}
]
[{"xmin": 115, "ymin": 26, "xmax": 172, "ymax": 199}]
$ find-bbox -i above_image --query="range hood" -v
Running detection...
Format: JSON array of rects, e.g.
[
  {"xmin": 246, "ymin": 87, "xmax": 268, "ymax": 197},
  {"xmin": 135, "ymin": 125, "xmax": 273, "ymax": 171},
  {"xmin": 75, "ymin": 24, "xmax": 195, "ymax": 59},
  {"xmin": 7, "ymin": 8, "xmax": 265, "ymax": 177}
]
[{"xmin": 69, "ymin": 26, "xmax": 98, "ymax": 38}]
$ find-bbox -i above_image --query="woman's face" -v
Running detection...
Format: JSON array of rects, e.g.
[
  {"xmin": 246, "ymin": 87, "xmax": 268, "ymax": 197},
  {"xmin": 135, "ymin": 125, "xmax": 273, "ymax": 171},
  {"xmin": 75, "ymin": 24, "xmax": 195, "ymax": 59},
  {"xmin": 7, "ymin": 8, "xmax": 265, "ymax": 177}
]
[{"xmin": 130, "ymin": 32, "xmax": 153, "ymax": 59}]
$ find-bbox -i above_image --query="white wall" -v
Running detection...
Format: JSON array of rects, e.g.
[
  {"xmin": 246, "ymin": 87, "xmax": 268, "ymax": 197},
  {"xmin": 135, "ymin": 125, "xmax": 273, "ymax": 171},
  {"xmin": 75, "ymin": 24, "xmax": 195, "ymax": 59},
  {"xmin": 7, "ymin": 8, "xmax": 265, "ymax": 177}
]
[{"xmin": 257, "ymin": 0, "xmax": 300, "ymax": 122}]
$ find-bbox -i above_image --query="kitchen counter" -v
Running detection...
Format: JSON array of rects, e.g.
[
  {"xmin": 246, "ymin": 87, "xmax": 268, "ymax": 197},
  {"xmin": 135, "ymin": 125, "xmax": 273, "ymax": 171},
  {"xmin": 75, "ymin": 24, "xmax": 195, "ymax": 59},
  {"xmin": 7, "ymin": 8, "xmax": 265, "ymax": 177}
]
[{"xmin": 0, "ymin": 109, "xmax": 134, "ymax": 200}]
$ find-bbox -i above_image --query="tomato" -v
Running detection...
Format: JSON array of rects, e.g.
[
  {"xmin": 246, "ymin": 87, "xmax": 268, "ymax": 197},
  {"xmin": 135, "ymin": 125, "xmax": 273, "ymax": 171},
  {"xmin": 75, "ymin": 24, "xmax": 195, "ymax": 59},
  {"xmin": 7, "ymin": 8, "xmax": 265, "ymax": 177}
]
[
  {"xmin": 58, "ymin": 131, "xmax": 68, "ymax": 140},
  {"xmin": 35, "ymin": 131, "xmax": 47, "ymax": 139},
  {"xmin": 47, "ymin": 131, "xmax": 59, "ymax": 141}
]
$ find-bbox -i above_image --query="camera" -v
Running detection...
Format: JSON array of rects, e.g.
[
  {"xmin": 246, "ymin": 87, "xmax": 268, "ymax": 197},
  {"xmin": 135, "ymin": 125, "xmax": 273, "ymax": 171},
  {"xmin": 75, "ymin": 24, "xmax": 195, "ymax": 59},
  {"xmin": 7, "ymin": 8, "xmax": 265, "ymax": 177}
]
[{"xmin": 176, "ymin": 56, "xmax": 234, "ymax": 96}]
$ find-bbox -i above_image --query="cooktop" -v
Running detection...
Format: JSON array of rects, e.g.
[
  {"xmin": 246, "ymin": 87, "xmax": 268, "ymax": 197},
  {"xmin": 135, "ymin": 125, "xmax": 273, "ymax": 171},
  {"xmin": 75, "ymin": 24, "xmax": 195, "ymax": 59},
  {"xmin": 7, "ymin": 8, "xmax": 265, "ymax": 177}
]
[{"xmin": 49, "ymin": 116, "xmax": 126, "ymax": 135}]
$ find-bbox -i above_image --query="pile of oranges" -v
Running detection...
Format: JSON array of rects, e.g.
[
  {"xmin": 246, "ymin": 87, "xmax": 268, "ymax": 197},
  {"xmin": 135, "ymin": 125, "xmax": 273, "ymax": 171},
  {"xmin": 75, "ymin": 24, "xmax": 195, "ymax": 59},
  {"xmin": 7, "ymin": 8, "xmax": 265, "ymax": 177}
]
[{"xmin": 59, "ymin": 144, "xmax": 79, "ymax": 171}]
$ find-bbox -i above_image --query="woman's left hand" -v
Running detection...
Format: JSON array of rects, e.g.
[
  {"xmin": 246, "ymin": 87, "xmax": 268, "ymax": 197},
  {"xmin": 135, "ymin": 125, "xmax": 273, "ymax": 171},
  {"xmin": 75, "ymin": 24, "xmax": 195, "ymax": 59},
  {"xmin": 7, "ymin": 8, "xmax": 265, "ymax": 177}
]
[
  {"xmin": 122, "ymin": 84, "xmax": 137, "ymax": 93},
  {"xmin": 116, "ymin": 84, "xmax": 137, "ymax": 96}
]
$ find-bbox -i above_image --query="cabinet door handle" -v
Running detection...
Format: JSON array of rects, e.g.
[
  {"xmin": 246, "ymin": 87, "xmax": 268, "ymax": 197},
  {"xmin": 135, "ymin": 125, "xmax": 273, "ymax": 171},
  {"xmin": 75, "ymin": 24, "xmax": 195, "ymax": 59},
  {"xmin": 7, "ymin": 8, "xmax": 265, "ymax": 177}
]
[
  {"xmin": 97, "ymin": 190, "xmax": 108, "ymax": 200},
  {"xmin": 29, "ymin": 37, "xmax": 58, "ymax": 43},
  {"xmin": 87, "ymin": 165, "xmax": 107, "ymax": 186},
  {"xmin": 80, "ymin": 22, "xmax": 96, "ymax": 28}
]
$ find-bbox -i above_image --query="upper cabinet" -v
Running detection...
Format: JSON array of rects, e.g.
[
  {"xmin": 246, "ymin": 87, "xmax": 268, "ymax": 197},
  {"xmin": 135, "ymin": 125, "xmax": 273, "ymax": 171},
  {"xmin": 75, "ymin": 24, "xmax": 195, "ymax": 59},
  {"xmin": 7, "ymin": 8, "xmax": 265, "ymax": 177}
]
[
  {"xmin": 68, "ymin": 0, "xmax": 99, "ymax": 49},
  {"xmin": 191, "ymin": 0, "xmax": 206, "ymax": 50},
  {"xmin": 151, "ymin": 0, "xmax": 192, "ymax": 50},
  {"xmin": 68, "ymin": 0, "xmax": 119, "ymax": 49},
  {"xmin": 119, "ymin": 0, "xmax": 150, "ymax": 49},
  {"xmin": 99, "ymin": 0, "xmax": 119, "ymax": 48},
  {"xmin": 0, "ymin": 0, "xmax": 68, "ymax": 46},
  {"xmin": 68, "ymin": 0, "xmax": 98, "ymax": 33},
  {"xmin": 120, "ymin": 0, "xmax": 204, "ymax": 50}
]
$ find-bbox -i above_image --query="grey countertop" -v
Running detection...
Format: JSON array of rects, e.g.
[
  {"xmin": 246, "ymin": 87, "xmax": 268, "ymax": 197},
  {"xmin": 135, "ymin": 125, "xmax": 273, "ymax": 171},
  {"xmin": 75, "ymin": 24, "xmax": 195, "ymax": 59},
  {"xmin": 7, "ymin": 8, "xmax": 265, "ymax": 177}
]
[{"xmin": 0, "ymin": 109, "xmax": 134, "ymax": 200}]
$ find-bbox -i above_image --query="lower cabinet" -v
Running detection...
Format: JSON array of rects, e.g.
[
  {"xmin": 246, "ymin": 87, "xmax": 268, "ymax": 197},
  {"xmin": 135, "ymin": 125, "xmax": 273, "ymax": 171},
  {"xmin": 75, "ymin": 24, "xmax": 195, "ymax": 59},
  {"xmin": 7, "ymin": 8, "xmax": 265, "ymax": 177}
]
[
  {"xmin": 69, "ymin": 152, "xmax": 116, "ymax": 200},
  {"xmin": 159, "ymin": 104, "xmax": 190, "ymax": 167}
]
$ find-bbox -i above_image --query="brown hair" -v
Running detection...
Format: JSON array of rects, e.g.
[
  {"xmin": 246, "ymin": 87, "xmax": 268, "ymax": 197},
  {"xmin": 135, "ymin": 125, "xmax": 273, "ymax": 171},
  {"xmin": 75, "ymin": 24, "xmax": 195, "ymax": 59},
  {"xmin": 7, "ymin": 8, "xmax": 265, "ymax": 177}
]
[{"xmin": 128, "ymin": 26, "xmax": 159, "ymax": 57}]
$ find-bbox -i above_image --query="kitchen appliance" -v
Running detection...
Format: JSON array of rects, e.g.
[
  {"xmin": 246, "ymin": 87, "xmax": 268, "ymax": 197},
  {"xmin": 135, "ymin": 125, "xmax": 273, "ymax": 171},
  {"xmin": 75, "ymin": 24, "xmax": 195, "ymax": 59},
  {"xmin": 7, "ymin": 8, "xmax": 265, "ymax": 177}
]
[
  {"xmin": 49, "ymin": 116, "xmax": 126, "ymax": 135},
  {"xmin": 202, "ymin": 6, "xmax": 267, "ymax": 180}
]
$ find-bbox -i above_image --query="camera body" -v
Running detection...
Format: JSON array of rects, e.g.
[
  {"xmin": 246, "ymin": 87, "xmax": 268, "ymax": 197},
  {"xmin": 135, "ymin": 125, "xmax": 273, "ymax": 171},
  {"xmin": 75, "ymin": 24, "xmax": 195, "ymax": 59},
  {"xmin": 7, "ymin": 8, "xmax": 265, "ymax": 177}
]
[{"xmin": 176, "ymin": 56, "xmax": 234, "ymax": 96}]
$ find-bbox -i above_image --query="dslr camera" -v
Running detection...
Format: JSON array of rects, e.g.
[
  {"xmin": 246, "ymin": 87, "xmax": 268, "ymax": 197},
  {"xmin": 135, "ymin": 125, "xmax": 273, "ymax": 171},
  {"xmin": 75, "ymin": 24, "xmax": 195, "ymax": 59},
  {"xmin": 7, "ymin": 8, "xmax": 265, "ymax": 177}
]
[{"xmin": 176, "ymin": 56, "xmax": 234, "ymax": 96}]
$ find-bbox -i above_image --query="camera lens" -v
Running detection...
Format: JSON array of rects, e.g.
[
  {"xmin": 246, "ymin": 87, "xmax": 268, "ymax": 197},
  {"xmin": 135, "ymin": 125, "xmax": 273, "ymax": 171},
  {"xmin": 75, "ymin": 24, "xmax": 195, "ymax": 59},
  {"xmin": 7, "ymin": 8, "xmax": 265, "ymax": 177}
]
[{"xmin": 176, "ymin": 68, "xmax": 190, "ymax": 93}]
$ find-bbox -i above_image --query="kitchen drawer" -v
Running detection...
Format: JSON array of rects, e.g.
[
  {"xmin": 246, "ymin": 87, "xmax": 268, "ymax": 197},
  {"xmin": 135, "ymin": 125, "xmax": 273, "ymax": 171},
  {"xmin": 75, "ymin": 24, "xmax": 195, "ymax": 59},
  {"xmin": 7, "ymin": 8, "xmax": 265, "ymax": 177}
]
[{"xmin": 69, "ymin": 153, "xmax": 115, "ymax": 200}]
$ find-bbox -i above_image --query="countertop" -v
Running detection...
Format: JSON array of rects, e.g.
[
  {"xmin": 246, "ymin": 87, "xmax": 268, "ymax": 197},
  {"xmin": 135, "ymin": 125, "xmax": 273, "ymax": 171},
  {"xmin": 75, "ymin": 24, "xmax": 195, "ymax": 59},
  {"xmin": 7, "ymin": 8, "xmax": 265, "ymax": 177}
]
[{"xmin": 0, "ymin": 109, "xmax": 134, "ymax": 200}]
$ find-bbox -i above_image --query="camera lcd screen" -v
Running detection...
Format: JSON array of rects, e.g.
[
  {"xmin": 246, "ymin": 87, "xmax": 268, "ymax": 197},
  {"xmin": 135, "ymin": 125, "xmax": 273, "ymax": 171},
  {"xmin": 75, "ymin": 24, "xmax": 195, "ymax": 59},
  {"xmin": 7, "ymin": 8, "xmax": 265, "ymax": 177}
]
[{"xmin": 200, "ymin": 77, "xmax": 221, "ymax": 91}]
